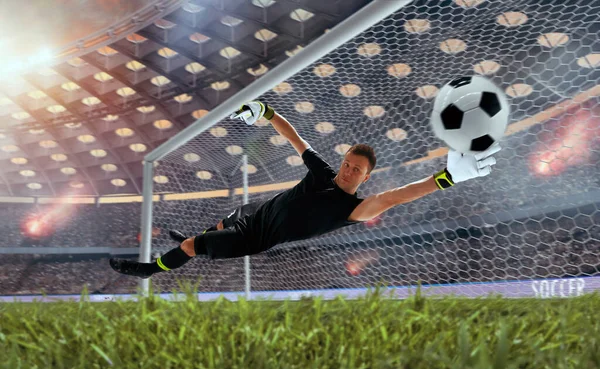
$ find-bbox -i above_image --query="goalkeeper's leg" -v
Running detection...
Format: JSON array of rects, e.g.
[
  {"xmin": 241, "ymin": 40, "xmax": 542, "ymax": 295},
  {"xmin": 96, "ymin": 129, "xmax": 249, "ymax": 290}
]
[
  {"xmin": 109, "ymin": 228, "xmax": 254, "ymax": 278},
  {"xmin": 169, "ymin": 202, "xmax": 261, "ymax": 243}
]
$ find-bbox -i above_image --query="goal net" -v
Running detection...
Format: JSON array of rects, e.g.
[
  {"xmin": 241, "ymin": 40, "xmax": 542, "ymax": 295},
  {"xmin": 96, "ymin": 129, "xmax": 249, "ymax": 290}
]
[{"xmin": 147, "ymin": 0, "xmax": 600, "ymax": 298}]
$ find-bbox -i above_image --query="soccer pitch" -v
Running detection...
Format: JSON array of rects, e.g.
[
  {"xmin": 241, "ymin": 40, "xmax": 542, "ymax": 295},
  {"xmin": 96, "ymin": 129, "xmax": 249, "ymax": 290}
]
[{"xmin": 1, "ymin": 289, "xmax": 599, "ymax": 369}]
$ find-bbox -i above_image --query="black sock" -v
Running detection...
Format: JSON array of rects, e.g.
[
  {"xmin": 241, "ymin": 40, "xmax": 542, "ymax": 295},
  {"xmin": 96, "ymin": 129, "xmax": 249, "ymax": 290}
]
[{"xmin": 148, "ymin": 246, "xmax": 192, "ymax": 274}]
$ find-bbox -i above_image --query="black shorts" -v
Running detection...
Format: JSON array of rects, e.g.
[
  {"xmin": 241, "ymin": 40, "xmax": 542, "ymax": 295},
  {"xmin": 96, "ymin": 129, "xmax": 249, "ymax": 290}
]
[
  {"xmin": 194, "ymin": 227, "xmax": 263, "ymax": 260},
  {"xmin": 195, "ymin": 202, "xmax": 264, "ymax": 259},
  {"xmin": 221, "ymin": 202, "xmax": 261, "ymax": 228}
]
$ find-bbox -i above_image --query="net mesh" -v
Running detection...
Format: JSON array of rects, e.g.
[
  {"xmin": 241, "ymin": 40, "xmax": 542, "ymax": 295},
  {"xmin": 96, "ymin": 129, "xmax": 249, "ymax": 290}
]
[{"xmin": 148, "ymin": 0, "xmax": 600, "ymax": 296}]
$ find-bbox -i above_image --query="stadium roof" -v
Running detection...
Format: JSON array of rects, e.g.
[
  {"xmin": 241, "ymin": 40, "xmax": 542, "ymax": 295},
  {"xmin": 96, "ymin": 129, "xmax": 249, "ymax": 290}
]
[
  {"xmin": 0, "ymin": 0, "xmax": 598, "ymax": 197},
  {"xmin": 0, "ymin": 0, "xmax": 370, "ymax": 197}
]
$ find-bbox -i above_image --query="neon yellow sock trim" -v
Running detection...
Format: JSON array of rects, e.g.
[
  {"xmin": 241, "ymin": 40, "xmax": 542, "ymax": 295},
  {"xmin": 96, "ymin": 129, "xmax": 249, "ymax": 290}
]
[{"xmin": 156, "ymin": 257, "xmax": 170, "ymax": 271}]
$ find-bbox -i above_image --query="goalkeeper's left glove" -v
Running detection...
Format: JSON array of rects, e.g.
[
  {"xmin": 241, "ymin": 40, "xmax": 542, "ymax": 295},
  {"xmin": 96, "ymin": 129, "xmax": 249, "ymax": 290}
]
[
  {"xmin": 433, "ymin": 143, "xmax": 501, "ymax": 190},
  {"xmin": 229, "ymin": 101, "xmax": 275, "ymax": 125}
]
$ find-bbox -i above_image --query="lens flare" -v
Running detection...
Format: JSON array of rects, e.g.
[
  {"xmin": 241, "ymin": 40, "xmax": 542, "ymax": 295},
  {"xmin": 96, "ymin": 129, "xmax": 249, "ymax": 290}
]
[
  {"xmin": 19, "ymin": 193, "xmax": 83, "ymax": 239},
  {"xmin": 21, "ymin": 215, "xmax": 52, "ymax": 239},
  {"xmin": 529, "ymin": 108, "xmax": 599, "ymax": 177},
  {"xmin": 345, "ymin": 249, "xmax": 379, "ymax": 276}
]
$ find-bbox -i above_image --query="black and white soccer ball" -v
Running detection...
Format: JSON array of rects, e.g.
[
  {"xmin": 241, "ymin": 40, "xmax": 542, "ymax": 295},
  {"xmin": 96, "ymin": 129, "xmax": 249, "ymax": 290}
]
[{"xmin": 430, "ymin": 75, "xmax": 510, "ymax": 154}]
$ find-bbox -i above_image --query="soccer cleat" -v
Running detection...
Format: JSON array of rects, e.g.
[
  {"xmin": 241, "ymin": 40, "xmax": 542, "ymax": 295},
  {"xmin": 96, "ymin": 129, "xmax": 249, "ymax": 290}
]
[
  {"xmin": 169, "ymin": 229, "xmax": 187, "ymax": 244},
  {"xmin": 109, "ymin": 258, "xmax": 153, "ymax": 279}
]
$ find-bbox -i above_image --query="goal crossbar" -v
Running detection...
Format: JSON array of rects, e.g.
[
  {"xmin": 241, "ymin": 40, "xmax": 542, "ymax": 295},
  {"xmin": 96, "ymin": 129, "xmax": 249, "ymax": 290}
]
[{"xmin": 139, "ymin": 0, "xmax": 413, "ymax": 295}]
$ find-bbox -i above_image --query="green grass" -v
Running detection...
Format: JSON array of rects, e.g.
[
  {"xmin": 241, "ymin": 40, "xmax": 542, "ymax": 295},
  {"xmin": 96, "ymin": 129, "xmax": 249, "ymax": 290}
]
[{"xmin": 1, "ymin": 286, "xmax": 600, "ymax": 369}]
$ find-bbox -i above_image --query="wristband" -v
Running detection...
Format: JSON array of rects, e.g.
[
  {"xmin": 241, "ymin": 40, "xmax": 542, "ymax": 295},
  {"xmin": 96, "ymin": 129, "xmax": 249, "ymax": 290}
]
[
  {"xmin": 433, "ymin": 168, "xmax": 454, "ymax": 190},
  {"xmin": 263, "ymin": 104, "xmax": 275, "ymax": 120}
]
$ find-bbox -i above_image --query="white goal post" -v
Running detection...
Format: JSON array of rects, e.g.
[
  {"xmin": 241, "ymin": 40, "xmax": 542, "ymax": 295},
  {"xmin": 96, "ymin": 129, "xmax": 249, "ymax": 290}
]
[
  {"xmin": 140, "ymin": 0, "xmax": 600, "ymax": 300},
  {"xmin": 139, "ymin": 0, "xmax": 414, "ymax": 295}
]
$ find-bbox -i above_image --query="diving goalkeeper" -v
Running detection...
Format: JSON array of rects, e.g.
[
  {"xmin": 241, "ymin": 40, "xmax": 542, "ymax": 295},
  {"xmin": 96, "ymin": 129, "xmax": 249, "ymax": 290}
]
[{"xmin": 110, "ymin": 101, "xmax": 501, "ymax": 278}]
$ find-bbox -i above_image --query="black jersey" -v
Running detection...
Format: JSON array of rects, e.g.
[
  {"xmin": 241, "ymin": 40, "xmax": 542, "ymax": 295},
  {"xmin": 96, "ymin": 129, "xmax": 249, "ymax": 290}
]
[{"xmin": 236, "ymin": 148, "xmax": 364, "ymax": 249}]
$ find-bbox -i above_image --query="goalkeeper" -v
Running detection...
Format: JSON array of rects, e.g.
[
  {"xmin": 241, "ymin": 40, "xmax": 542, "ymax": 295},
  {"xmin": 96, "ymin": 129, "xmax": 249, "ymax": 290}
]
[{"xmin": 110, "ymin": 101, "xmax": 501, "ymax": 278}]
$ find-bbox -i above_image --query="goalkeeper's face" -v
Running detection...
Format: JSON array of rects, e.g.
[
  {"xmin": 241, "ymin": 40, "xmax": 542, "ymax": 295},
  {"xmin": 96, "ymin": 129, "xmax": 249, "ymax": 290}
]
[{"xmin": 334, "ymin": 152, "xmax": 371, "ymax": 193}]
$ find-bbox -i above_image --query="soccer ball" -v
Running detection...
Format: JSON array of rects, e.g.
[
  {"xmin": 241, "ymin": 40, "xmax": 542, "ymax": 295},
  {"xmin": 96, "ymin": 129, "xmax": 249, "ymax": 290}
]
[{"xmin": 430, "ymin": 75, "xmax": 510, "ymax": 154}]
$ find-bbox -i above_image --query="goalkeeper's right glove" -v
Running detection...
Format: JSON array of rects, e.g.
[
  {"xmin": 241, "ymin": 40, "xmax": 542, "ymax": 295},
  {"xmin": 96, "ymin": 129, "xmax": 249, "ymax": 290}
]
[
  {"xmin": 229, "ymin": 101, "xmax": 275, "ymax": 125},
  {"xmin": 434, "ymin": 142, "xmax": 501, "ymax": 190}
]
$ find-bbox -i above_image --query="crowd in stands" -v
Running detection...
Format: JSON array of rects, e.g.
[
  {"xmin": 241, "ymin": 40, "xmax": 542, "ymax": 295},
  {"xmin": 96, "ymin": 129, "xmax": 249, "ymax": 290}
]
[
  {"xmin": 1, "ymin": 139, "xmax": 598, "ymax": 250},
  {"xmin": 0, "ymin": 255, "xmax": 137, "ymax": 295},
  {"xmin": 1, "ymin": 210, "xmax": 598, "ymax": 295},
  {"xmin": 0, "ymin": 203, "xmax": 142, "ymax": 248},
  {"xmin": 0, "ymin": 203, "xmax": 35, "ymax": 246},
  {"xmin": 0, "ymin": 143, "xmax": 598, "ymax": 295}
]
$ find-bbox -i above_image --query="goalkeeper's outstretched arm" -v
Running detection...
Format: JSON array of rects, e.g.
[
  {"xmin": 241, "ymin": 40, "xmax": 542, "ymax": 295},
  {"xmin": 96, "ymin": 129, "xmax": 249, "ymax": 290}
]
[
  {"xmin": 267, "ymin": 111, "xmax": 310, "ymax": 156},
  {"xmin": 349, "ymin": 176, "xmax": 439, "ymax": 222},
  {"xmin": 349, "ymin": 143, "xmax": 502, "ymax": 222}
]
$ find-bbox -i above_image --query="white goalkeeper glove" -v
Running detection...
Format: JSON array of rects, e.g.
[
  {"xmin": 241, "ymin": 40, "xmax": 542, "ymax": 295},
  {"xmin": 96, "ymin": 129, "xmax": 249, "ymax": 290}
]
[
  {"xmin": 229, "ymin": 101, "xmax": 275, "ymax": 125},
  {"xmin": 433, "ymin": 143, "xmax": 501, "ymax": 190}
]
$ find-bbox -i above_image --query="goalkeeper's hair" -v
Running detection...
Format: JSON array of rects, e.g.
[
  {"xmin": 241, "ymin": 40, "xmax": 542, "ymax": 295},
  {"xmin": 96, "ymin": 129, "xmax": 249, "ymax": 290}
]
[{"xmin": 347, "ymin": 144, "xmax": 376, "ymax": 173}]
